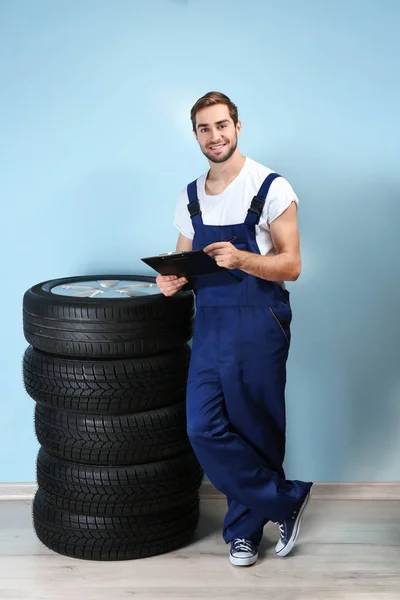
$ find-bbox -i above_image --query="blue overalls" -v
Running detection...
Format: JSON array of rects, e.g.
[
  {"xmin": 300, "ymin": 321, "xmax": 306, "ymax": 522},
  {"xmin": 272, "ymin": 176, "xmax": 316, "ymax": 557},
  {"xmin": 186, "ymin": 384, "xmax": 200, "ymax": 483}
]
[{"xmin": 185, "ymin": 173, "xmax": 313, "ymax": 546}]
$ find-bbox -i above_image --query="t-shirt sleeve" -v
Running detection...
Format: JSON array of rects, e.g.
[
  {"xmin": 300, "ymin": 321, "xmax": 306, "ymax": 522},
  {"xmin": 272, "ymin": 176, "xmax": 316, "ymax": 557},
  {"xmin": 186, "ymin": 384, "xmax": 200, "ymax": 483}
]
[
  {"xmin": 173, "ymin": 188, "xmax": 195, "ymax": 240},
  {"xmin": 264, "ymin": 177, "xmax": 299, "ymax": 226}
]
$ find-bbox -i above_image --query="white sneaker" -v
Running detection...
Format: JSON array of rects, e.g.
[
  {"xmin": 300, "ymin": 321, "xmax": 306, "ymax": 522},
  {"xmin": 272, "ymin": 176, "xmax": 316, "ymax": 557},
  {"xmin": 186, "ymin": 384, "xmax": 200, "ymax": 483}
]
[{"xmin": 229, "ymin": 538, "xmax": 258, "ymax": 566}]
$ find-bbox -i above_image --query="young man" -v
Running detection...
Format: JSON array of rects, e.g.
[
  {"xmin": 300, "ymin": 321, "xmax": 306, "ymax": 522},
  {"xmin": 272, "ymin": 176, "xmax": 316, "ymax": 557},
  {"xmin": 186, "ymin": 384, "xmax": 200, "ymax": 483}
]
[{"xmin": 156, "ymin": 92, "xmax": 313, "ymax": 567}]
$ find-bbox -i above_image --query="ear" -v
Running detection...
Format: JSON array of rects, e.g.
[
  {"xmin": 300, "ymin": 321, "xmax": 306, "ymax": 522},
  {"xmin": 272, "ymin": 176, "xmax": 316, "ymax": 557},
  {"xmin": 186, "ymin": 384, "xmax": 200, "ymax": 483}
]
[
  {"xmin": 192, "ymin": 129, "xmax": 199, "ymax": 142},
  {"xmin": 236, "ymin": 120, "xmax": 242, "ymax": 136}
]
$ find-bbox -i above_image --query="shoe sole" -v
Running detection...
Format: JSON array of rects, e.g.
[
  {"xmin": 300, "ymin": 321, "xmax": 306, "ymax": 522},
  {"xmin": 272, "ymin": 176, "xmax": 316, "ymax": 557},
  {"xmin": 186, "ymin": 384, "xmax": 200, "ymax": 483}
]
[
  {"xmin": 229, "ymin": 553, "xmax": 258, "ymax": 567},
  {"xmin": 276, "ymin": 489, "xmax": 311, "ymax": 557}
]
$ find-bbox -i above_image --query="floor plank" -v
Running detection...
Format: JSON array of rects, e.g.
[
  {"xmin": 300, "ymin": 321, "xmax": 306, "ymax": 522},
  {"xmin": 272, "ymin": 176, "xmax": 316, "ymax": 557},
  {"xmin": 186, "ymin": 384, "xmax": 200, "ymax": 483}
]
[{"xmin": 0, "ymin": 497, "xmax": 399, "ymax": 600}]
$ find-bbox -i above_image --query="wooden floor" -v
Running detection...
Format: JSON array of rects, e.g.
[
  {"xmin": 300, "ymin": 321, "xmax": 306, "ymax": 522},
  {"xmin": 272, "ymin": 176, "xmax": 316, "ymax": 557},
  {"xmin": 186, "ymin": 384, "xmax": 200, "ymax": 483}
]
[{"xmin": 0, "ymin": 496, "xmax": 399, "ymax": 600}]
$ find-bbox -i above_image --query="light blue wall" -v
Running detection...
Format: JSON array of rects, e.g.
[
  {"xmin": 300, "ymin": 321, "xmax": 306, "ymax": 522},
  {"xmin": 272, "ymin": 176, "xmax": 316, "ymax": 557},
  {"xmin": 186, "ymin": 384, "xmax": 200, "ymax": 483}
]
[{"xmin": 1, "ymin": 0, "xmax": 399, "ymax": 482}]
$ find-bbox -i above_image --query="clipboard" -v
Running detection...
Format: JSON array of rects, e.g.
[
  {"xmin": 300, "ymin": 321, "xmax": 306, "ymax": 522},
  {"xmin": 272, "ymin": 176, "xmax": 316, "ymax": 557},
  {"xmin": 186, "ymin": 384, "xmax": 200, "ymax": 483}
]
[{"xmin": 141, "ymin": 249, "xmax": 225, "ymax": 278}]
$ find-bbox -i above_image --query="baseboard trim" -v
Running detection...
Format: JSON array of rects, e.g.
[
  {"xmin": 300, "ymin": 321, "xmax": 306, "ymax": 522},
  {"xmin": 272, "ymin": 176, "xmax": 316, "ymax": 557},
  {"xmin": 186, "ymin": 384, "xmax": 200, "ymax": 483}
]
[
  {"xmin": 200, "ymin": 481, "xmax": 400, "ymax": 501},
  {"xmin": 1, "ymin": 481, "xmax": 399, "ymax": 501},
  {"xmin": 0, "ymin": 483, "xmax": 38, "ymax": 500}
]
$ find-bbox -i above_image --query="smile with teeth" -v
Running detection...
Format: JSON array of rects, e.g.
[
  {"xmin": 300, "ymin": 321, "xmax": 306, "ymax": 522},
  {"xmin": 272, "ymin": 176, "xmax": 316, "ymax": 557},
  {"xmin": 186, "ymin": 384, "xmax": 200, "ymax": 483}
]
[{"xmin": 209, "ymin": 144, "xmax": 226, "ymax": 151}]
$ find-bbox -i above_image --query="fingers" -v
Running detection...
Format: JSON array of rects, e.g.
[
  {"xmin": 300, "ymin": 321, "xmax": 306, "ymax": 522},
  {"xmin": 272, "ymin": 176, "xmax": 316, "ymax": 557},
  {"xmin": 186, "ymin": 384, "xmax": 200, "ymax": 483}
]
[
  {"xmin": 172, "ymin": 276, "xmax": 188, "ymax": 287},
  {"xmin": 157, "ymin": 275, "xmax": 178, "ymax": 282},
  {"xmin": 156, "ymin": 275, "xmax": 188, "ymax": 297},
  {"xmin": 157, "ymin": 275, "xmax": 187, "ymax": 284},
  {"xmin": 205, "ymin": 248, "xmax": 233, "ymax": 260},
  {"xmin": 204, "ymin": 242, "xmax": 231, "ymax": 254}
]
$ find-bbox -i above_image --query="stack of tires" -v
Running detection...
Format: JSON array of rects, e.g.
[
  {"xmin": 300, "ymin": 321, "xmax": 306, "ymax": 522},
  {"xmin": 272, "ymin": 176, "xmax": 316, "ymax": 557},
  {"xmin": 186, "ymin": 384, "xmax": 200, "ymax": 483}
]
[{"xmin": 22, "ymin": 275, "xmax": 203, "ymax": 561}]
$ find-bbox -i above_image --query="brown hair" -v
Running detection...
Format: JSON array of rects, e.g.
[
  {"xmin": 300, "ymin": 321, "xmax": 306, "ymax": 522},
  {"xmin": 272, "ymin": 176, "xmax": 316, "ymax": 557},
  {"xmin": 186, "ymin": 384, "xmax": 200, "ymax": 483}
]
[{"xmin": 190, "ymin": 91, "xmax": 239, "ymax": 131}]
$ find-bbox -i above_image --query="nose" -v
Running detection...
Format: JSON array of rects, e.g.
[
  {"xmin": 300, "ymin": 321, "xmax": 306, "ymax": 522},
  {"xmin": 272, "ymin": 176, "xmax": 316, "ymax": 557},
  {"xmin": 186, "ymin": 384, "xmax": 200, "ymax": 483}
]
[{"xmin": 209, "ymin": 128, "xmax": 223, "ymax": 143}]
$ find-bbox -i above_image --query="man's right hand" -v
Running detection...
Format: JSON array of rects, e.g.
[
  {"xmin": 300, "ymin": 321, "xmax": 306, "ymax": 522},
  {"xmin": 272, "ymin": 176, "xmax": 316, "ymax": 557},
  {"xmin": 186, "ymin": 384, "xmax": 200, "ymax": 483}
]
[{"xmin": 156, "ymin": 274, "xmax": 188, "ymax": 297}]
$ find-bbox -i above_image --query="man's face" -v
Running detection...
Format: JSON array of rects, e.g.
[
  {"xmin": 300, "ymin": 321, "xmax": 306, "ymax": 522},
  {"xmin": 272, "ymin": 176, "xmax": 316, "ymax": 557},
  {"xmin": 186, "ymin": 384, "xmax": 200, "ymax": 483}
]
[{"xmin": 194, "ymin": 104, "xmax": 241, "ymax": 164}]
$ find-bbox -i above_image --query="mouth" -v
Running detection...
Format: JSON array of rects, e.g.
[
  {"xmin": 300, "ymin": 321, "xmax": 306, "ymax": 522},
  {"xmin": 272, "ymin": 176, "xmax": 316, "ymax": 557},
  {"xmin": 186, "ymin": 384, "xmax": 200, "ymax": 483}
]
[{"xmin": 208, "ymin": 143, "xmax": 227, "ymax": 151}]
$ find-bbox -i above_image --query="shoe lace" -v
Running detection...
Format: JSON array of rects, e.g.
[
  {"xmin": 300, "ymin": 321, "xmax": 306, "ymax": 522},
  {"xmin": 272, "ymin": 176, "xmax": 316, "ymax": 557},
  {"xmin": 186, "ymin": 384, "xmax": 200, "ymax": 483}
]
[
  {"xmin": 275, "ymin": 513, "xmax": 296, "ymax": 539},
  {"xmin": 233, "ymin": 538, "xmax": 255, "ymax": 552},
  {"xmin": 274, "ymin": 492, "xmax": 308, "ymax": 539}
]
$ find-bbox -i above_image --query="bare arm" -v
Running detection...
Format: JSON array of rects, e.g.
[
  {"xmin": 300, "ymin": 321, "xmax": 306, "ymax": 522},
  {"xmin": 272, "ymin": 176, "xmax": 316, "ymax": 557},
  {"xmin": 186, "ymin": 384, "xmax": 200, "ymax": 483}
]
[
  {"xmin": 204, "ymin": 202, "xmax": 301, "ymax": 282},
  {"xmin": 240, "ymin": 202, "xmax": 301, "ymax": 281},
  {"xmin": 176, "ymin": 233, "xmax": 193, "ymax": 252}
]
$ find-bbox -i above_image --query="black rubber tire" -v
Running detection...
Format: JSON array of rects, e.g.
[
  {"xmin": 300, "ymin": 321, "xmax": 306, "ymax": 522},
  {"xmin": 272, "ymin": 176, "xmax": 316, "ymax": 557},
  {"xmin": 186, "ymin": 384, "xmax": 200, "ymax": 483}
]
[
  {"xmin": 33, "ymin": 488, "xmax": 199, "ymax": 560},
  {"xmin": 23, "ymin": 275, "xmax": 194, "ymax": 359},
  {"xmin": 35, "ymin": 404, "xmax": 191, "ymax": 465},
  {"xmin": 41, "ymin": 487, "xmax": 201, "ymax": 519},
  {"xmin": 36, "ymin": 447, "xmax": 204, "ymax": 517},
  {"xmin": 23, "ymin": 344, "xmax": 190, "ymax": 414}
]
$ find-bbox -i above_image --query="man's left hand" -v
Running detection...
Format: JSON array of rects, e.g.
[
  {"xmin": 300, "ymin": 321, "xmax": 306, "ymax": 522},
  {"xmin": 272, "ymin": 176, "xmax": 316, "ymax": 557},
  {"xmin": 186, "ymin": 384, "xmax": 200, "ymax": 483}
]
[{"xmin": 203, "ymin": 242, "xmax": 244, "ymax": 270}]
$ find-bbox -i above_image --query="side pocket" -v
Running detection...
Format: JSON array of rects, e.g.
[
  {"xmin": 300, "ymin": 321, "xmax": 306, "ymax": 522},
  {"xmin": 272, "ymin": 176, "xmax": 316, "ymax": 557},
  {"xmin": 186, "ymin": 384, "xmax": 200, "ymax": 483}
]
[{"xmin": 269, "ymin": 307, "xmax": 290, "ymax": 344}]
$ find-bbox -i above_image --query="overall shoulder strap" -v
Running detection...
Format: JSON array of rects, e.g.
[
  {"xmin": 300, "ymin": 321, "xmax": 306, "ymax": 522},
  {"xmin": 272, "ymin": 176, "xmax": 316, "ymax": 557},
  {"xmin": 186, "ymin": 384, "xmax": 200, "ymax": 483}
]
[
  {"xmin": 246, "ymin": 172, "xmax": 281, "ymax": 225},
  {"xmin": 186, "ymin": 179, "xmax": 203, "ymax": 225}
]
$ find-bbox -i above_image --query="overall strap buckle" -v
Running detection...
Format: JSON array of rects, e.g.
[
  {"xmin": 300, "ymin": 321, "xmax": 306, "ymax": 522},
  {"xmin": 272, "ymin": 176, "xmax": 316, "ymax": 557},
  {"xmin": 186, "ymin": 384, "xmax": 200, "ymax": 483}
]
[
  {"xmin": 187, "ymin": 180, "xmax": 202, "ymax": 220},
  {"xmin": 246, "ymin": 173, "xmax": 281, "ymax": 224},
  {"xmin": 188, "ymin": 201, "xmax": 201, "ymax": 218},
  {"xmin": 248, "ymin": 195, "xmax": 265, "ymax": 217}
]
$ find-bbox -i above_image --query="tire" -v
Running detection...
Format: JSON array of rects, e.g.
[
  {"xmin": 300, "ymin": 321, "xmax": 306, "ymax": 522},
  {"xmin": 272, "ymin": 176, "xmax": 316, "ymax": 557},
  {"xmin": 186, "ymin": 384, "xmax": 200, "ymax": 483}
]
[
  {"xmin": 35, "ymin": 404, "xmax": 191, "ymax": 465},
  {"xmin": 37, "ymin": 447, "xmax": 204, "ymax": 517},
  {"xmin": 23, "ymin": 275, "xmax": 194, "ymax": 359},
  {"xmin": 33, "ymin": 488, "xmax": 199, "ymax": 560},
  {"xmin": 41, "ymin": 487, "xmax": 201, "ymax": 519},
  {"xmin": 23, "ymin": 345, "xmax": 191, "ymax": 414}
]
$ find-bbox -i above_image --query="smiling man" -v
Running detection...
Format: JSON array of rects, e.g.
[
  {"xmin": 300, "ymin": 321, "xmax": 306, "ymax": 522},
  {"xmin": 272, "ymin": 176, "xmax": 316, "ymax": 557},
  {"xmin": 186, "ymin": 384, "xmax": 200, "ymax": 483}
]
[{"xmin": 156, "ymin": 91, "xmax": 313, "ymax": 567}]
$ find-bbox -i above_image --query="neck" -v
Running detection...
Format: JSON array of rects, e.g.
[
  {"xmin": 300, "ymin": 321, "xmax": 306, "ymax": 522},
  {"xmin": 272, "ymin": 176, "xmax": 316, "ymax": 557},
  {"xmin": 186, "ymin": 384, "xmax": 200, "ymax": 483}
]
[{"xmin": 207, "ymin": 150, "xmax": 246, "ymax": 183}]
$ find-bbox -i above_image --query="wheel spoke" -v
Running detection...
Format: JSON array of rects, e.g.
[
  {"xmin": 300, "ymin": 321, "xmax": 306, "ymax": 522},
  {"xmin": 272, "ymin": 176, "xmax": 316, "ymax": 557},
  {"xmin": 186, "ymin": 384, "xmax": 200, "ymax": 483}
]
[{"xmin": 50, "ymin": 280, "xmax": 160, "ymax": 298}]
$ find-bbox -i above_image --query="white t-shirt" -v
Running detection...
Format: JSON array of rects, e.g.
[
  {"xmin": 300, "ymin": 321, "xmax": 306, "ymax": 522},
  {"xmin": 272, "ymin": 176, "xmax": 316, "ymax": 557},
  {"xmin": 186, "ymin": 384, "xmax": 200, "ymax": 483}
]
[{"xmin": 173, "ymin": 157, "xmax": 299, "ymax": 256}]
